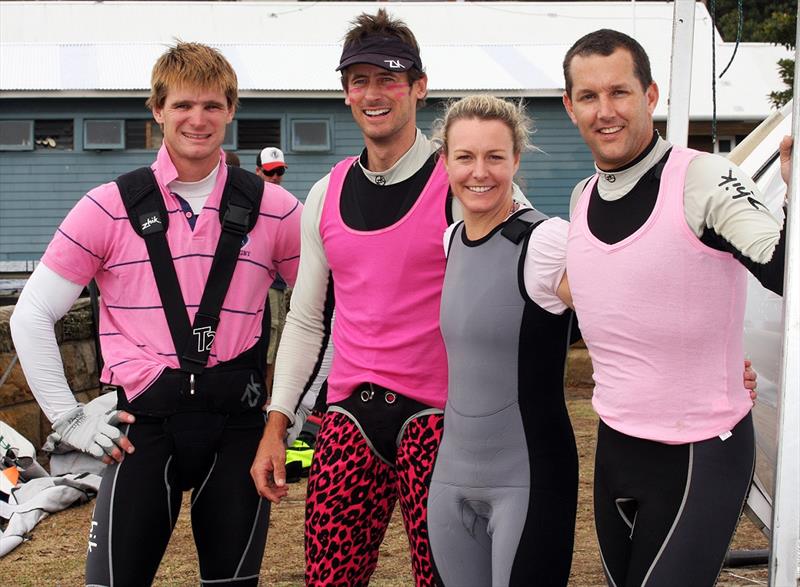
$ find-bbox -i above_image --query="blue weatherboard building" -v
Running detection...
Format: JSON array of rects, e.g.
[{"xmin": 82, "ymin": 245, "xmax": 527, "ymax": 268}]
[
  {"xmin": 0, "ymin": 96, "xmax": 587, "ymax": 260},
  {"xmin": 0, "ymin": 1, "xmax": 786, "ymax": 261}
]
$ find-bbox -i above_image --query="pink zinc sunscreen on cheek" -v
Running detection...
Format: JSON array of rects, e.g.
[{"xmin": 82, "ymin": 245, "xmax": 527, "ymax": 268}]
[{"xmin": 387, "ymin": 83, "xmax": 411, "ymax": 98}]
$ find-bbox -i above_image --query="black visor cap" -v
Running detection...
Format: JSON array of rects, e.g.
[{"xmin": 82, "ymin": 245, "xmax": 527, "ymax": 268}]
[{"xmin": 337, "ymin": 35, "xmax": 423, "ymax": 73}]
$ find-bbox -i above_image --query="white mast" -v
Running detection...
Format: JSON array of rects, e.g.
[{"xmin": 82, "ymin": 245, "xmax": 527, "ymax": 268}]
[
  {"xmin": 666, "ymin": 0, "xmax": 696, "ymax": 146},
  {"xmin": 768, "ymin": 3, "xmax": 800, "ymax": 583},
  {"xmin": 667, "ymin": 1, "xmax": 799, "ymax": 583}
]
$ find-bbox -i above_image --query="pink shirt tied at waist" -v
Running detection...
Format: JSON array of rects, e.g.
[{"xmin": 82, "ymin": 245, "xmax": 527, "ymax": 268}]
[
  {"xmin": 567, "ymin": 146, "xmax": 751, "ymax": 443},
  {"xmin": 42, "ymin": 146, "xmax": 302, "ymax": 401},
  {"xmin": 320, "ymin": 156, "xmax": 450, "ymax": 408}
]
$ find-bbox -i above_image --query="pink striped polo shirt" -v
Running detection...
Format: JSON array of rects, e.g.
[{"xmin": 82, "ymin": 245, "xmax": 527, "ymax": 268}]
[
  {"xmin": 319, "ymin": 156, "xmax": 450, "ymax": 408},
  {"xmin": 42, "ymin": 146, "xmax": 302, "ymax": 401},
  {"xmin": 566, "ymin": 146, "xmax": 750, "ymax": 443}
]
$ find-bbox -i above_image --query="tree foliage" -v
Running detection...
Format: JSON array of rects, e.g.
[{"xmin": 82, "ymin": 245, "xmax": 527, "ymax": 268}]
[{"xmin": 714, "ymin": 0, "xmax": 796, "ymax": 107}]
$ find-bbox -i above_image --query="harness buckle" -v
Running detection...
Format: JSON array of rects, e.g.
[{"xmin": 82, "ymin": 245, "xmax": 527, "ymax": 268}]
[{"xmin": 222, "ymin": 204, "xmax": 251, "ymax": 236}]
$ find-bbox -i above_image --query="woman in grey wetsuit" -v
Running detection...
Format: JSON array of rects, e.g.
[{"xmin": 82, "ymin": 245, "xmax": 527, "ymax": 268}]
[{"xmin": 428, "ymin": 95, "xmax": 578, "ymax": 587}]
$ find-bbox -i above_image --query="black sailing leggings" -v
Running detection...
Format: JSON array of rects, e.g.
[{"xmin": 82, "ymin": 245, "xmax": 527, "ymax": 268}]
[
  {"xmin": 594, "ymin": 412, "xmax": 754, "ymax": 587},
  {"xmin": 85, "ymin": 410, "xmax": 269, "ymax": 587}
]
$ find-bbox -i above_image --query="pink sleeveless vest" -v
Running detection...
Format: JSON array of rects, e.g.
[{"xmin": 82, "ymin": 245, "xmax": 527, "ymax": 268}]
[
  {"xmin": 319, "ymin": 157, "xmax": 450, "ymax": 408},
  {"xmin": 567, "ymin": 146, "xmax": 750, "ymax": 443}
]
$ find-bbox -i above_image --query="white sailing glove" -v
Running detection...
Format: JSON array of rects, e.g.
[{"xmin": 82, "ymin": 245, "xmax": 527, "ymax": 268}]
[{"xmin": 51, "ymin": 404, "xmax": 126, "ymax": 460}]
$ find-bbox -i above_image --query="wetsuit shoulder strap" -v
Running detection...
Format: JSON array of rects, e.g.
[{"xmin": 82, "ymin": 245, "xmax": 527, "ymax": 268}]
[
  {"xmin": 183, "ymin": 166, "xmax": 265, "ymax": 372},
  {"xmin": 501, "ymin": 208, "xmax": 548, "ymax": 244},
  {"xmin": 217, "ymin": 165, "xmax": 265, "ymax": 232},
  {"xmin": 115, "ymin": 165, "xmax": 265, "ymax": 374},
  {"xmin": 116, "ymin": 166, "xmax": 192, "ymax": 368},
  {"xmin": 116, "ymin": 166, "xmax": 170, "ymax": 237}
]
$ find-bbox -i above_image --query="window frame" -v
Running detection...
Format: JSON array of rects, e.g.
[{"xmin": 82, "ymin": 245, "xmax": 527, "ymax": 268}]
[
  {"xmin": 234, "ymin": 117, "xmax": 283, "ymax": 151},
  {"xmin": 122, "ymin": 118, "xmax": 163, "ymax": 151},
  {"xmin": 714, "ymin": 135, "xmax": 738, "ymax": 155},
  {"xmin": 0, "ymin": 120, "xmax": 34, "ymax": 151},
  {"xmin": 289, "ymin": 117, "xmax": 332, "ymax": 153},
  {"xmin": 33, "ymin": 118, "xmax": 75, "ymax": 151},
  {"xmin": 83, "ymin": 119, "xmax": 126, "ymax": 150}
]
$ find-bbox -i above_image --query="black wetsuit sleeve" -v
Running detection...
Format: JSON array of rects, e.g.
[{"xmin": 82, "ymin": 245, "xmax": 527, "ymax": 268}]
[{"xmin": 699, "ymin": 206, "xmax": 787, "ymax": 296}]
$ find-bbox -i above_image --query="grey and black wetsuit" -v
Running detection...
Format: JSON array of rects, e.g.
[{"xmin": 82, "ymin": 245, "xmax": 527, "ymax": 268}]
[{"xmin": 430, "ymin": 208, "xmax": 578, "ymax": 587}]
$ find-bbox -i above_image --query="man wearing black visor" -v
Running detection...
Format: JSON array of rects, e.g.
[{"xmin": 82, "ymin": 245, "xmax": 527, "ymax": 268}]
[{"xmin": 250, "ymin": 8, "xmax": 480, "ymax": 586}]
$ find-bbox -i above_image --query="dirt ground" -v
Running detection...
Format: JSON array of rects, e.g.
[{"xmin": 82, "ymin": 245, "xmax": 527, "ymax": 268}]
[{"xmin": 1, "ymin": 388, "xmax": 769, "ymax": 586}]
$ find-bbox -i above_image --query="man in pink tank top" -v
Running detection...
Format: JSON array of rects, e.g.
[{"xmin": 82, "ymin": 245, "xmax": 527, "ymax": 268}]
[
  {"xmin": 250, "ymin": 9, "xmax": 453, "ymax": 586},
  {"xmin": 561, "ymin": 29, "xmax": 789, "ymax": 587}
]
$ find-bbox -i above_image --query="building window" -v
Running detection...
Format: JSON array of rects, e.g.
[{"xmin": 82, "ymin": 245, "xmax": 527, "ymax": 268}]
[
  {"xmin": 125, "ymin": 120, "xmax": 163, "ymax": 150},
  {"xmin": 715, "ymin": 134, "xmax": 749, "ymax": 156},
  {"xmin": 34, "ymin": 120, "xmax": 73, "ymax": 150},
  {"xmin": 715, "ymin": 136, "xmax": 736, "ymax": 155},
  {"xmin": 290, "ymin": 118, "xmax": 331, "ymax": 152},
  {"xmin": 84, "ymin": 120, "xmax": 125, "ymax": 150},
  {"xmin": 236, "ymin": 119, "xmax": 281, "ymax": 150},
  {"xmin": 0, "ymin": 120, "xmax": 34, "ymax": 151}
]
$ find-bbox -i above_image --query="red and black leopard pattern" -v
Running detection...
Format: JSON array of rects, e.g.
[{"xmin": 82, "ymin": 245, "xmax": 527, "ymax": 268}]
[
  {"xmin": 305, "ymin": 411, "xmax": 444, "ymax": 587},
  {"xmin": 396, "ymin": 414, "xmax": 445, "ymax": 585}
]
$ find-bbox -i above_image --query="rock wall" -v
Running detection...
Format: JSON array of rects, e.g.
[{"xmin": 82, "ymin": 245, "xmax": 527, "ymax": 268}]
[{"xmin": 0, "ymin": 299, "xmax": 101, "ymax": 449}]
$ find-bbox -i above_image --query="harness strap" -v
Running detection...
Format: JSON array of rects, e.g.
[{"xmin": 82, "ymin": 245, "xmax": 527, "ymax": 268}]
[
  {"xmin": 115, "ymin": 165, "xmax": 265, "ymax": 375},
  {"xmin": 182, "ymin": 167, "xmax": 264, "ymax": 371},
  {"xmin": 116, "ymin": 167, "xmax": 191, "ymax": 368},
  {"xmin": 501, "ymin": 216, "xmax": 535, "ymax": 244},
  {"xmin": 501, "ymin": 208, "xmax": 550, "ymax": 244}
]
